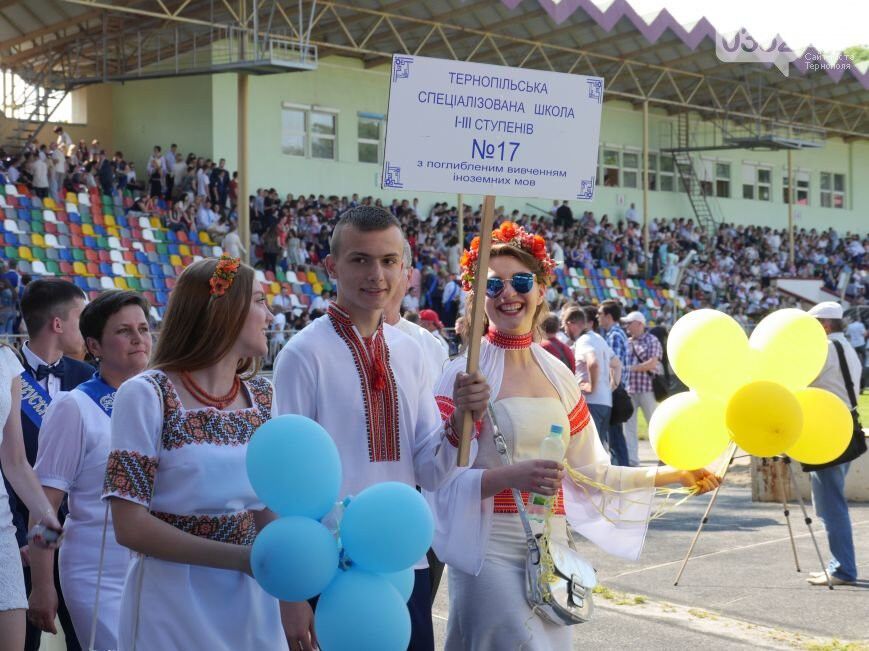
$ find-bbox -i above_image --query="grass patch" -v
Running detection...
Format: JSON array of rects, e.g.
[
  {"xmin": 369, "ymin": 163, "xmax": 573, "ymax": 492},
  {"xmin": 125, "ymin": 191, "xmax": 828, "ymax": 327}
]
[
  {"xmin": 688, "ymin": 608, "xmax": 718, "ymax": 621},
  {"xmin": 859, "ymin": 394, "xmax": 868, "ymax": 429},
  {"xmin": 592, "ymin": 584, "xmax": 647, "ymax": 606},
  {"xmin": 805, "ymin": 641, "xmax": 869, "ymax": 651}
]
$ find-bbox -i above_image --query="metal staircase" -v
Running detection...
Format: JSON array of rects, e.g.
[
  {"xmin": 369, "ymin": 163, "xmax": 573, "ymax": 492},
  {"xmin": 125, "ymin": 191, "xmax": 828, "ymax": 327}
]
[
  {"xmin": 2, "ymin": 58, "xmax": 70, "ymax": 154},
  {"xmin": 670, "ymin": 113, "xmax": 718, "ymax": 235}
]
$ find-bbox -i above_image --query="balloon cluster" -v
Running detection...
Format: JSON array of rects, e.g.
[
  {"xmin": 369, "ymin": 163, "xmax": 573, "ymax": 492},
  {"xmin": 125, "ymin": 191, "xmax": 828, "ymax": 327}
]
[
  {"xmin": 246, "ymin": 415, "xmax": 435, "ymax": 651},
  {"xmin": 650, "ymin": 308, "xmax": 852, "ymax": 469}
]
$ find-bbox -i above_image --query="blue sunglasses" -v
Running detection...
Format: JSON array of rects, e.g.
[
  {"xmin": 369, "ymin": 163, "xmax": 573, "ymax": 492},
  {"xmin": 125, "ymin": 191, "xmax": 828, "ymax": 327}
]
[{"xmin": 486, "ymin": 272, "xmax": 535, "ymax": 299}]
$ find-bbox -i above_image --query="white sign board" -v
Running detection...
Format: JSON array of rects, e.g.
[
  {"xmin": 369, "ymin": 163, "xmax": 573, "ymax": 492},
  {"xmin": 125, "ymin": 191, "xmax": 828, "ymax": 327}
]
[{"xmin": 382, "ymin": 54, "xmax": 604, "ymax": 200}]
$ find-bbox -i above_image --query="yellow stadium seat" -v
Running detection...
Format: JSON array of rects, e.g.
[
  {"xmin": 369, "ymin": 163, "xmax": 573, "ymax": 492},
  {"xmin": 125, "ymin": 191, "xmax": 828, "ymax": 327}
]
[
  {"xmin": 81, "ymin": 224, "xmax": 95, "ymax": 236},
  {"xmin": 312, "ymin": 283, "xmax": 323, "ymax": 295},
  {"xmin": 602, "ymin": 268, "xmax": 611, "ymax": 278},
  {"xmin": 44, "ymin": 198, "xmax": 57, "ymax": 209},
  {"xmin": 150, "ymin": 217, "xmax": 162, "ymax": 229},
  {"xmin": 73, "ymin": 261, "xmax": 88, "ymax": 275},
  {"xmin": 169, "ymin": 254, "xmax": 182, "ymax": 266},
  {"xmin": 32, "ymin": 233, "xmax": 45, "ymax": 247},
  {"xmin": 65, "ymin": 192, "xmax": 77, "ymax": 203},
  {"xmin": 114, "ymin": 277, "xmax": 129, "ymax": 290},
  {"xmin": 269, "ymin": 282, "xmax": 280, "ymax": 295},
  {"xmin": 106, "ymin": 226, "xmax": 120, "ymax": 238},
  {"xmin": 178, "ymin": 244, "xmax": 190, "ymax": 257},
  {"xmin": 198, "ymin": 231, "xmax": 213, "ymax": 245},
  {"xmin": 124, "ymin": 263, "xmax": 139, "ymax": 277},
  {"xmin": 104, "ymin": 215, "xmax": 116, "ymax": 227},
  {"xmin": 18, "ymin": 246, "xmax": 32, "ymax": 261},
  {"xmin": 306, "ymin": 271, "xmax": 318, "ymax": 284}
]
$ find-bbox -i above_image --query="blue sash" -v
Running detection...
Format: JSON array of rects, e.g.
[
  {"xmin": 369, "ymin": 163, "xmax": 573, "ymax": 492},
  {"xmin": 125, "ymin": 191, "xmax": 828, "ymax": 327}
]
[
  {"xmin": 75, "ymin": 373, "xmax": 116, "ymax": 418},
  {"xmin": 20, "ymin": 370, "xmax": 52, "ymax": 429}
]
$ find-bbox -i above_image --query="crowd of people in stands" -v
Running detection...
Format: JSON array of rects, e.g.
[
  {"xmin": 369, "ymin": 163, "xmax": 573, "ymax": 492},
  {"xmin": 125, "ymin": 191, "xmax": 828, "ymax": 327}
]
[{"xmin": 1, "ymin": 130, "xmax": 866, "ymax": 343}]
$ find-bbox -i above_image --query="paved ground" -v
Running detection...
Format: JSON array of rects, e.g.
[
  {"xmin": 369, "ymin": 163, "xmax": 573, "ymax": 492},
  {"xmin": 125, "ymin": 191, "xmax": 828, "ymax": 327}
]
[
  {"xmin": 42, "ymin": 441, "xmax": 867, "ymax": 651},
  {"xmin": 432, "ymin": 441, "xmax": 869, "ymax": 650}
]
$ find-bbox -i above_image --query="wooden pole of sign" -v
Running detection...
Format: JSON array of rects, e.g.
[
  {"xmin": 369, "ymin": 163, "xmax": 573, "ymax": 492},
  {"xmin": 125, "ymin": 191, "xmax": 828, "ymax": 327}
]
[
  {"xmin": 457, "ymin": 193, "xmax": 464, "ymax": 246},
  {"xmin": 458, "ymin": 195, "xmax": 497, "ymax": 466}
]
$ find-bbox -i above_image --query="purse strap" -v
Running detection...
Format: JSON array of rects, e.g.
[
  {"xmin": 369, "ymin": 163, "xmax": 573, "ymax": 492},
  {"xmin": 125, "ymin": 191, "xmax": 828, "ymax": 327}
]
[
  {"xmin": 832, "ymin": 340, "xmax": 858, "ymax": 410},
  {"xmin": 485, "ymin": 403, "xmax": 541, "ymax": 560}
]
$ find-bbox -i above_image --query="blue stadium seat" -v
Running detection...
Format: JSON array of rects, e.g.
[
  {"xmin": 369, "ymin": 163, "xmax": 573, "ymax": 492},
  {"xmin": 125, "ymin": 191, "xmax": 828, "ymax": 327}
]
[
  {"xmin": 135, "ymin": 251, "xmax": 148, "ymax": 264},
  {"xmin": 149, "ymin": 263, "xmax": 163, "ymax": 277},
  {"xmin": 156, "ymin": 291, "xmax": 169, "ymax": 305},
  {"xmin": 59, "ymin": 249, "xmax": 72, "ymax": 262},
  {"xmin": 84, "ymin": 236, "xmax": 97, "ymax": 248},
  {"xmin": 74, "ymin": 277, "xmax": 88, "ymax": 291},
  {"xmin": 99, "ymin": 263, "xmax": 113, "ymax": 276},
  {"xmin": 68, "ymin": 212, "xmax": 81, "ymax": 225}
]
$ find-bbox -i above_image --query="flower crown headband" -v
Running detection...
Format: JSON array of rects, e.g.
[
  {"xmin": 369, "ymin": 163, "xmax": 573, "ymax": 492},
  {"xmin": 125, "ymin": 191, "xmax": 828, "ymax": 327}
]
[
  {"xmin": 459, "ymin": 221, "xmax": 556, "ymax": 292},
  {"xmin": 210, "ymin": 254, "xmax": 241, "ymax": 297}
]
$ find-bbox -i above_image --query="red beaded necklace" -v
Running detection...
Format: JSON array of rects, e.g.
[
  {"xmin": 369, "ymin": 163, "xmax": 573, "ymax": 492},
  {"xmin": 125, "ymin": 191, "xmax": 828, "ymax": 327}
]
[
  {"xmin": 486, "ymin": 329, "xmax": 533, "ymax": 350},
  {"xmin": 179, "ymin": 371, "xmax": 241, "ymax": 409}
]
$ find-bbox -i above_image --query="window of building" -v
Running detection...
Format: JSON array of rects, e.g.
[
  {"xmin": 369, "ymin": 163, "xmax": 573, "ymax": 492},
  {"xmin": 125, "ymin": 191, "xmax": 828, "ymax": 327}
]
[
  {"xmin": 659, "ymin": 154, "xmax": 675, "ymax": 192},
  {"xmin": 756, "ymin": 167, "xmax": 772, "ymax": 201},
  {"xmin": 715, "ymin": 162, "xmax": 731, "ymax": 198},
  {"xmin": 742, "ymin": 163, "xmax": 771, "ymax": 201},
  {"xmin": 820, "ymin": 172, "xmax": 846, "ymax": 208},
  {"xmin": 357, "ymin": 114, "xmax": 384, "ymax": 164},
  {"xmin": 280, "ymin": 103, "xmax": 338, "ymax": 159},
  {"xmin": 782, "ymin": 170, "xmax": 809, "ymax": 205},
  {"xmin": 647, "ymin": 152, "xmax": 658, "ymax": 191},
  {"xmin": 622, "ymin": 151, "xmax": 639, "ymax": 189},
  {"xmin": 602, "ymin": 149, "xmax": 620, "ymax": 187}
]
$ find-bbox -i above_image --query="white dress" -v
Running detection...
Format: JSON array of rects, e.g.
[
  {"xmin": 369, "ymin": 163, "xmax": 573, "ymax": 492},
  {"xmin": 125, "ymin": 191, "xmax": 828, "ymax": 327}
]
[
  {"xmin": 428, "ymin": 339, "xmax": 657, "ymax": 650},
  {"xmin": 446, "ymin": 397, "xmax": 573, "ymax": 650},
  {"xmin": 0, "ymin": 345, "xmax": 26, "ymax": 611},
  {"xmin": 35, "ymin": 386, "xmax": 131, "ymax": 649},
  {"xmin": 103, "ymin": 371, "xmax": 287, "ymax": 651}
]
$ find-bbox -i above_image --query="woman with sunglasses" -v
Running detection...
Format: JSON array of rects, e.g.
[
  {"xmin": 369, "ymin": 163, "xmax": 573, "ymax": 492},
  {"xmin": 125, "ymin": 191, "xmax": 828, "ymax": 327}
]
[{"xmin": 428, "ymin": 222, "xmax": 721, "ymax": 650}]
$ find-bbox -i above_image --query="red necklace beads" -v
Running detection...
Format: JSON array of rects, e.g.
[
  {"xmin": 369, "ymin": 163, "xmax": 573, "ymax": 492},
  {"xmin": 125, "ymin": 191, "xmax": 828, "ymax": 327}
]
[
  {"xmin": 486, "ymin": 329, "xmax": 533, "ymax": 350},
  {"xmin": 180, "ymin": 371, "xmax": 241, "ymax": 409}
]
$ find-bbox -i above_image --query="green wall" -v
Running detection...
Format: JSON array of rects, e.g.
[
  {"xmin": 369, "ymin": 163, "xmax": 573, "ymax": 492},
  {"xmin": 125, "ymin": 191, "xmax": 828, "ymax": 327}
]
[
  {"xmin": 110, "ymin": 75, "xmax": 215, "ymax": 174},
  {"xmin": 84, "ymin": 58, "xmax": 867, "ymax": 233}
]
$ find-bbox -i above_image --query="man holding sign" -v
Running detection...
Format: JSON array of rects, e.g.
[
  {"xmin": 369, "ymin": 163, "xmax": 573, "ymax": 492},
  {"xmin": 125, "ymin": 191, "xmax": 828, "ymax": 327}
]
[{"xmin": 272, "ymin": 206, "xmax": 489, "ymax": 651}]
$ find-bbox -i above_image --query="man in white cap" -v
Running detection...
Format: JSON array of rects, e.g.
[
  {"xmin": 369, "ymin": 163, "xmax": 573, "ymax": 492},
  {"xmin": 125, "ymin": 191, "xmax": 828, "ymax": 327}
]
[
  {"xmin": 804, "ymin": 301, "xmax": 863, "ymax": 586},
  {"xmin": 623, "ymin": 311, "xmax": 663, "ymax": 467}
]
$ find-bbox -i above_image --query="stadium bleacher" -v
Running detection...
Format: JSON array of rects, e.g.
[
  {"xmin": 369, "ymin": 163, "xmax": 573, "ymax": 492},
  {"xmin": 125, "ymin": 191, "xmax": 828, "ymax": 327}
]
[{"xmin": 0, "ymin": 183, "xmax": 335, "ymax": 317}]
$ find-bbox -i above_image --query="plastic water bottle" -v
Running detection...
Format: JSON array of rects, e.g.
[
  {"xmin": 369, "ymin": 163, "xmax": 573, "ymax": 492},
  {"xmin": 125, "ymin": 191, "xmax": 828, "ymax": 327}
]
[{"xmin": 527, "ymin": 424, "xmax": 565, "ymax": 523}]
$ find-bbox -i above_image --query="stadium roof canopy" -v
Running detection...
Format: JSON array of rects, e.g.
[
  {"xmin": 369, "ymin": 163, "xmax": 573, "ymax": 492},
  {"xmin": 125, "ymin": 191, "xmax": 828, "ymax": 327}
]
[{"xmin": 1, "ymin": 0, "xmax": 867, "ymax": 140}]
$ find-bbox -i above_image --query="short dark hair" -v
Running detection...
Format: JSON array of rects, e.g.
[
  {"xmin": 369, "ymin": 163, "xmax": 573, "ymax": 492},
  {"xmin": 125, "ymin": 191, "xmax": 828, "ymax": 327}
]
[
  {"xmin": 600, "ymin": 299, "xmax": 622, "ymax": 321},
  {"xmin": 561, "ymin": 305, "xmax": 585, "ymax": 325},
  {"xmin": 582, "ymin": 305, "xmax": 598, "ymax": 327},
  {"xmin": 80, "ymin": 290, "xmax": 150, "ymax": 344},
  {"xmin": 330, "ymin": 206, "xmax": 401, "ymax": 257},
  {"xmin": 541, "ymin": 314, "xmax": 560, "ymax": 335},
  {"xmin": 21, "ymin": 279, "xmax": 86, "ymax": 336}
]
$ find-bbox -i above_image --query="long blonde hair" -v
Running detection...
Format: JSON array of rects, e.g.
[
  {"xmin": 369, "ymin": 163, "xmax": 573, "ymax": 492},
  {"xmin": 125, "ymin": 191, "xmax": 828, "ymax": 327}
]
[{"xmin": 151, "ymin": 258, "xmax": 259, "ymax": 376}]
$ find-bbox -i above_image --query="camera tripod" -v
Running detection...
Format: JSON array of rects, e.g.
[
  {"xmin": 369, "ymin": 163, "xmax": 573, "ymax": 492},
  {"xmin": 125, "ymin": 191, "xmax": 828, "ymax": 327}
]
[{"xmin": 673, "ymin": 449, "xmax": 834, "ymax": 590}]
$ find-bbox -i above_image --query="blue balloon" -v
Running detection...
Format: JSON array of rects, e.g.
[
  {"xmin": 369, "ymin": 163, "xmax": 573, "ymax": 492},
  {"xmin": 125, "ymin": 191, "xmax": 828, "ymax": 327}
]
[
  {"xmin": 382, "ymin": 568, "xmax": 415, "ymax": 602},
  {"xmin": 315, "ymin": 569, "xmax": 410, "ymax": 651},
  {"xmin": 246, "ymin": 415, "xmax": 341, "ymax": 519},
  {"xmin": 341, "ymin": 482, "xmax": 434, "ymax": 573},
  {"xmin": 251, "ymin": 516, "xmax": 338, "ymax": 602}
]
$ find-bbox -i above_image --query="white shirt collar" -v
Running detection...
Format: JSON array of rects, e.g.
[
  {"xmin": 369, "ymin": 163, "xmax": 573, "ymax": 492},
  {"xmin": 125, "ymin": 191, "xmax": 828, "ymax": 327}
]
[{"xmin": 22, "ymin": 342, "xmax": 60, "ymax": 370}]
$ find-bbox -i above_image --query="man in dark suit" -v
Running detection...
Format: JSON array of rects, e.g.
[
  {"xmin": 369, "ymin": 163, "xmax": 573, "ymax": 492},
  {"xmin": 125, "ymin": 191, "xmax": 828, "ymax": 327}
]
[{"xmin": 7, "ymin": 279, "xmax": 92, "ymax": 651}]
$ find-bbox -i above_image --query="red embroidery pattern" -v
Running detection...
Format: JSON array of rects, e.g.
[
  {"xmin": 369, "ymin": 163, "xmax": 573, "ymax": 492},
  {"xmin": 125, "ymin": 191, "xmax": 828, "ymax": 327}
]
[
  {"xmin": 568, "ymin": 397, "xmax": 591, "ymax": 436},
  {"xmin": 493, "ymin": 489, "xmax": 565, "ymax": 515},
  {"xmin": 327, "ymin": 303, "xmax": 400, "ymax": 462},
  {"xmin": 435, "ymin": 395, "xmax": 482, "ymax": 447},
  {"xmin": 104, "ymin": 450, "xmax": 158, "ymax": 504},
  {"xmin": 150, "ymin": 373, "xmax": 272, "ymax": 451},
  {"xmin": 153, "ymin": 510, "xmax": 257, "ymax": 545},
  {"xmin": 485, "ymin": 329, "xmax": 533, "ymax": 350}
]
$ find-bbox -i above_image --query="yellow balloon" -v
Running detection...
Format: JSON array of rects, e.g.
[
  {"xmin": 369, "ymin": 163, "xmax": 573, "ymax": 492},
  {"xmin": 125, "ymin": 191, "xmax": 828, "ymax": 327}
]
[
  {"xmin": 667, "ymin": 309, "xmax": 750, "ymax": 400},
  {"xmin": 649, "ymin": 391, "xmax": 730, "ymax": 470},
  {"xmin": 749, "ymin": 309, "xmax": 828, "ymax": 391},
  {"xmin": 726, "ymin": 381, "xmax": 803, "ymax": 457},
  {"xmin": 786, "ymin": 388, "xmax": 852, "ymax": 464}
]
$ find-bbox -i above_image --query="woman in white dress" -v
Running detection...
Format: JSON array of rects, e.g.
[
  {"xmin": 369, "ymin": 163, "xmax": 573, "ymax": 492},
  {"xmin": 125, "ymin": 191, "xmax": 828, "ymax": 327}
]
[
  {"xmin": 102, "ymin": 255, "xmax": 289, "ymax": 651},
  {"xmin": 428, "ymin": 223, "xmax": 720, "ymax": 650},
  {"xmin": 28, "ymin": 290, "xmax": 152, "ymax": 650},
  {"xmin": 0, "ymin": 344, "xmax": 63, "ymax": 650}
]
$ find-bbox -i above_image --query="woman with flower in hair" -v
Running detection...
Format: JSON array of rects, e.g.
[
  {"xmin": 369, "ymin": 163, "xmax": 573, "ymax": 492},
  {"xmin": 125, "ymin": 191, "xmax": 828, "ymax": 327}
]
[
  {"xmin": 102, "ymin": 256, "xmax": 288, "ymax": 650},
  {"xmin": 429, "ymin": 222, "xmax": 721, "ymax": 650}
]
